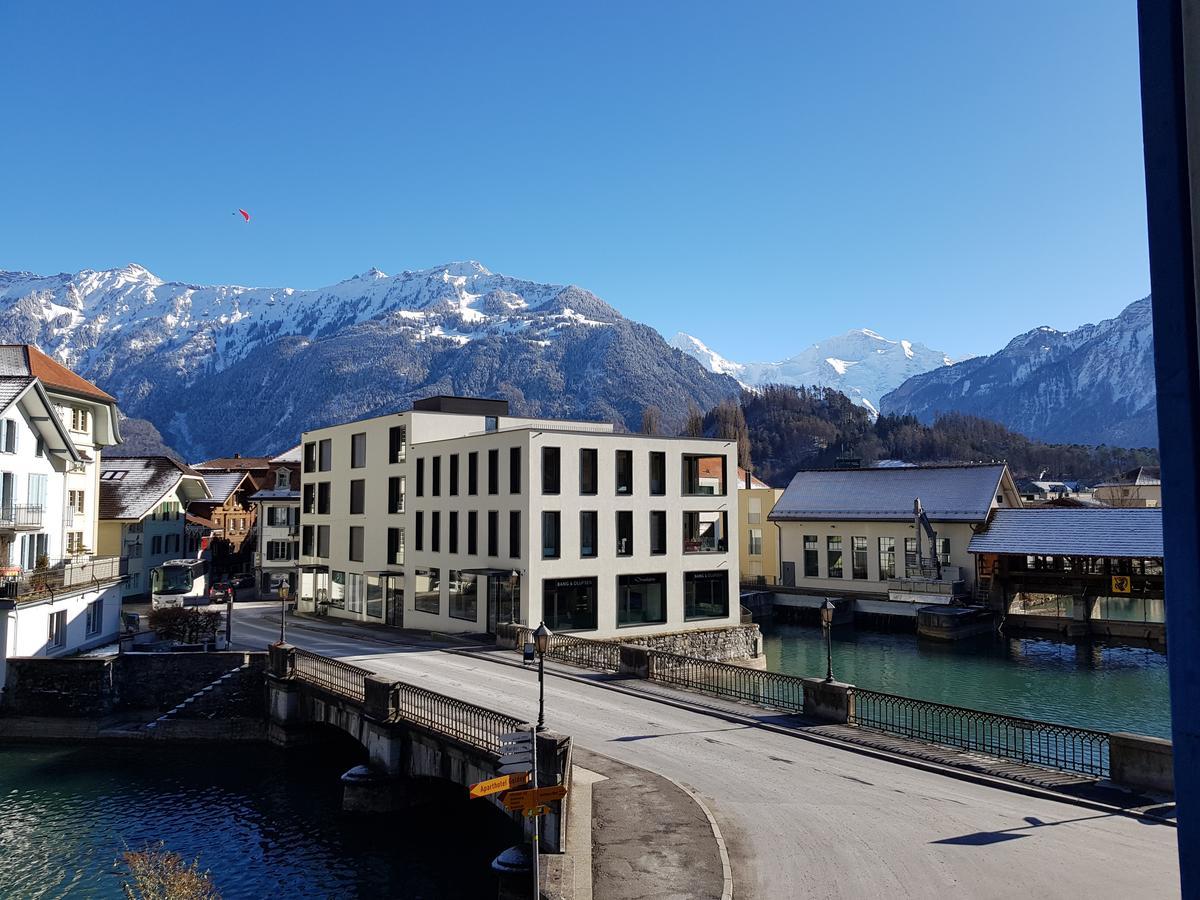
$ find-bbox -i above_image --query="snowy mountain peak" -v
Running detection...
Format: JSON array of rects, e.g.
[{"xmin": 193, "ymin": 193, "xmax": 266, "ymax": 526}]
[
  {"xmin": 669, "ymin": 328, "xmax": 956, "ymax": 413},
  {"xmin": 436, "ymin": 260, "xmax": 492, "ymax": 278}
]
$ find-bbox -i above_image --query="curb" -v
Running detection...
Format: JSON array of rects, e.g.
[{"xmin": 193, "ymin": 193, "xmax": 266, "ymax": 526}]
[{"xmin": 662, "ymin": 774, "xmax": 735, "ymax": 900}]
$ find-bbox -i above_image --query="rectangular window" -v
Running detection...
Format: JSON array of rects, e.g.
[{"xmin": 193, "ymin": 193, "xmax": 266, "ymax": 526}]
[
  {"xmin": 387, "ymin": 527, "xmax": 405, "ymax": 565},
  {"xmin": 449, "ymin": 454, "xmax": 459, "ymax": 495},
  {"xmin": 317, "ymin": 482, "xmax": 331, "ymax": 515},
  {"xmin": 85, "ymin": 598, "xmax": 103, "ymax": 637},
  {"xmin": 487, "ymin": 448, "xmax": 499, "ymax": 495},
  {"xmin": 303, "ymin": 442, "xmax": 317, "ymax": 473},
  {"xmin": 346, "ymin": 572, "xmax": 365, "ymax": 614},
  {"xmin": 68, "ymin": 489, "xmax": 84, "ymax": 515},
  {"xmin": 879, "ymin": 537, "xmax": 896, "ymax": 580},
  {"xmin": 349, "ymin": 526, "xmax": 364, "ymax": 562},
  {"xmin": 414, "ymin": 567, "xmax": 440, "ymax": 614},
  {"xmin": 682, "ymin": 455, "xmax": 726, "ymax": 496},
  {"xmin": 542, "ymin": 447, "xmax": 561, "ymax": 494},
  {"xmin": 431, "ymin": 511, "xmax": 441, "ymax": 553},
  {"xmin": 388, "ymin": 476, "xmax": 405, "ymax": 514},
  {"xmin": 803, "ymin": 535, "xmax": 819, "ymax": 577},
  {"xmin": 542, "ymin": 577, "xmax": 597, "ymax": 631},
  {"xmin": 449, "ymin": 571, "xmax": 479, "ymax": 621},
  {"xmin": 468, "ymin": 511, "xmax": 478, "ymax": 555},
  {"xmin": 747, "ymin": 496, "xmax": 762, "ymax": 524},
  {"xmin": 485, "ymin": 416, "xmax": 499, "ymax": 432},
  {"xmin": 267, "ymin": 539, "xmax": 293, "ymax": 561},
  {"xmin": 152, "ymin": 535, "xmax": 162, "ymax": 556},
  {"xmin": 415, "ymin": 511, "xmax": 424, "ymax": 552},
  {"xmin": 389, "ymin": 425, "xmax": 406, "ymax": 463},
  {"xmin": 580, "ymin": 511, "xmax": 597, "ymax": 558},
  {"xmin": 487, "ymin": 510, "xmax": 498, "ymax": 556},
  {"xmin": 449, "ymin": 511, "xmax": 459, "ymax": 554},
  {"xmin": 615, "ymin": 450, "xmax": 633, "ymax": 495},
  {"xmin": 366, "ymin": 576, "xmax": 383, "ymax": 619},
  {"xmin": 650, "ymin": 510, "xmax": 667, "ymax": 555},
  {"xmin": 683, "ymin": 511, "xmax": 728, "ymax": 553},
  {"xmin": 542, "ymin": 511, "xmax": 561, "ymax": 559},
  {"xmin": 685, "ymin": 570, "xmax": 729, "ymax": 620},
  {"xmin": 618, "ymin": 573, "xmax": 667, "ymax": 626},
  {"xmin": 351, "ymin": 432, "xmax": 367, "ymax": 468},
  {"xmin": 938, "ymin": 538, "xmax": 951, "ymax": 566},
  {"xmin": 303, "ymin": 483, "xmax": 315, "ymax": 515},
  {"xmin": 302, "ymin": 525, "xmax": 314, "ymax": 556},
  {"xmin": 48, "ymin": 610, "xmax": 67, "ymax": 648},
  {"xmin": 509, "ymin": 511, "xmax": 521, "ymax": 558},
  {"xmin": 905, "ymin": 537, "xmax": 918, "ymax": 575},
  {"xmin": 349, "ymin": 479, "xmax": 365, "ymax": 515},
  {"xmin": 330, "ymin": 571, "xmax": 346, "ymax": 609},
  {"xmin": 616, "ymin": 510, "xmax": 633, "ymax": 556},
  {"xmin": 416, "ymin": 458, "xmax": 425, "ymax": 497},
  {"xmin": 649, "ymin": 452, "xmax": 666, "ymax": 496},
  {"xmin": 318, "ymin": 438, "xmax": 332, "ymax": 472},
  {"xmin": 852, "ymin": 536, "xmax": 868, "ymax": 579},
  {"xmin": 827, "ymin": 536, "xmax": 843, "ymax": 578},
  {"xmin": 432, "ymin": 456, "xmax": 441, "ymax": 496},
  {"xmin": 70, "ymin": 407, "xmax": 89, "ymax": 433},
  {"xmin": 509, "ymin": 446, "xmax": 521, "ymax": 494},
  {"xmin": 579, "ymin": 448, "xmax": 598, "ymax": 495},
  {"xmin": 317, "ymin": 525, "xmax": 330, "ymax": 558},
  {"xmin": 468, "ymin": 452, "xmax": 479, "ymax": 495},
  {"xmin": 748, "ymin": 527, "xmax": 763, "ymax": 556}
]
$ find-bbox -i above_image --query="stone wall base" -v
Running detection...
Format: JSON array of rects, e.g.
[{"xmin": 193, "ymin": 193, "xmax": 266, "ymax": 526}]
[{"xmin": 610, "ymin": 624, "xmax": 762, "ymax": 662}]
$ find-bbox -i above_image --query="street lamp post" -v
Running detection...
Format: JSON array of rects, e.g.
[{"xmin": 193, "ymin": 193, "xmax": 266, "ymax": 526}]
[
  {"xmin": 820, "ymin": 599, "xmax": 836, "ymax": 683},
  {"xmin": 533, "ymin": 621, "xmax": 552, "ymax": 731},
  {"xmin": 278, "ymin": 581, "xmax": 290, "ymax": 644}
]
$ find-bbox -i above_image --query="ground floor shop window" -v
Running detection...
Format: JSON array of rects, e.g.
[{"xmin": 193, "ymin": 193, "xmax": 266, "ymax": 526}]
[
  {"xmin": 330, "ymin": 571, "xmax": 346, "ymax": 609},
  {"xmin": 543, "ymin": 577, "xmax": 597, "ymax": 631},
  {"xmin": 617, "ymin": 573, "xmax": 667, "ymax": 626},
  {"xmin": 365, "ymin": 576, "xmax": 383, "ymax": 619},
  {"xmin": 684, "ymin": 570, "xmax": 728, "ymax": 620},
  {"xmin": 346, "ymin": 572, "xmax": 364, "ymax": 614},
  {"xmin": 450, "ymin": 570, "xmax": 479, "ymax": 621},
  {"xmin": 415, "ymin": 567, "xmax": 440, "ymax": 614}
]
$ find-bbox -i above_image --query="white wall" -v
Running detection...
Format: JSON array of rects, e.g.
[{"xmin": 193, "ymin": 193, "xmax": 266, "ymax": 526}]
[{"xmin": 3, "ymin": 582, "xmax": 122, "ymax": 660}]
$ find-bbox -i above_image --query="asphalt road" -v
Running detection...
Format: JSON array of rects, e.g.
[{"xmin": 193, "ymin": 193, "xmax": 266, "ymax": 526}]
[{"xmin": 232, "ymin": 606, "xmax": 1181, "ymax": 899}]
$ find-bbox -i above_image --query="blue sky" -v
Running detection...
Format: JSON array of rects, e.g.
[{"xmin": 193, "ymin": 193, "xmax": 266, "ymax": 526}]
[{"xmin": 1, "ymin": 2, "xmax": 1147, "ymax": 361}]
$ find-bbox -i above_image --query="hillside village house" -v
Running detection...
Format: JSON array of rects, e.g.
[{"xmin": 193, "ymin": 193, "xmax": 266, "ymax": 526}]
[
  {"xmin": 0, "ymin": 345, "xmax": 126, "ymax": 688},
  {"xmin": 248, "ymin": 446, "xmax": 301, "ymax": 598},
  {"xmin": 769, "ymin": 464, "xmax": 1023, "ymax": 604},
  {"xmin": 1093, "ymin": 466, "xmax": 1162, "ymax": 508},
  {"xmin": 298, "ymin": 397, "xmax": 751, "ymax": 656},
  {"xmin": 97, "ymin": 457, "xmax": 210, "ymax": 600}
]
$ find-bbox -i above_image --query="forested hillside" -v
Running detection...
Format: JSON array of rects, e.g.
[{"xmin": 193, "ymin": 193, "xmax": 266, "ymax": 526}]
[{"xmin": 696, "ymin": 385, "xmax": 1159, "ymax": 488}]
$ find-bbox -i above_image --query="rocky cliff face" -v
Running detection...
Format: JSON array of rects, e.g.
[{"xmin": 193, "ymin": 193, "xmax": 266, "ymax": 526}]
[
  {"xmin": 880, "ymin": 297, "xmax": 1157, "ymax": 448},
  {"xmin": 0, "ymin": 262, "xmax": 740, "ymax": 458}
]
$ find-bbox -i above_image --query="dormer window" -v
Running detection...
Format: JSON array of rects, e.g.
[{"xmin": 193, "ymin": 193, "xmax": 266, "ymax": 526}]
[
  {"xmin": 276, "ymin": 468, "xmax": 291, "ymax": 490},
  {"xmin": 70, "ymin": 407, "xmax": 90, "ymax": 433}
]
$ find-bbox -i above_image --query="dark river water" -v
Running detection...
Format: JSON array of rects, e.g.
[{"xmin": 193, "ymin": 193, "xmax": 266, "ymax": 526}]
[
  {"xmin": 761, "ymin": 621, "xmax": 1172, "ymax": 738},
  {"xmin": 0, "ymin": 742, "xmax": 517, "ymax": 898}
]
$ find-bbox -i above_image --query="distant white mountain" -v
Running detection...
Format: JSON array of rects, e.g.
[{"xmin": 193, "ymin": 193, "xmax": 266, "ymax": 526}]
[{"xmin": 669, "ymin": 329, "xmax": 955, "ymax": 413}]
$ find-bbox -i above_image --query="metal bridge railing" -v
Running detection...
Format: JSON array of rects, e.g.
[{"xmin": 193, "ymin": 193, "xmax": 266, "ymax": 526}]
[
  {"xmin": 849, "ymin": 688, "xmax": 1111, "ymax": 778},
  {"xmin": 293, "ymin": 647, "xmax": 371, "ymax": 702},
  {"xmin": 512, "ymin": 626, "xmax": 622, "ymax": 673},
  {"xmin": 391, "ymin": 681, "xmax": 525, "ymax": 755},
  {"xmin": 646, "ymin": 650, "xmax": 807, "ymax": 713}
]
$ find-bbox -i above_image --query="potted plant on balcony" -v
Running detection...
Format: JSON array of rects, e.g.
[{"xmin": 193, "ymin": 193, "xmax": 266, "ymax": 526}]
[{"xmin": 29, "ymin": 553, "xmax": 51, "ymax": 594}]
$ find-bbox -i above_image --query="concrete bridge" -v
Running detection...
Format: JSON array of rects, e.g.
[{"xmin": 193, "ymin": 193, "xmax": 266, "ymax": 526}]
[{"xmin": 265, "ymin": 644, "xmax": 572, "ymax": 851}]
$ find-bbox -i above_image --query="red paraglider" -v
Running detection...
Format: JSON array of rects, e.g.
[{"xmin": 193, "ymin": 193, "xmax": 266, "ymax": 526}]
[{"xmin": 238, "ymin": 209, "xmax": 251, "ymax": 222}]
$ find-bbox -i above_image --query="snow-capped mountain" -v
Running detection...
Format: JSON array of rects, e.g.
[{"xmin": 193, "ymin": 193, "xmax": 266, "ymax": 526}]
[
  {"xmin": 669, "ymin": 328, "xmax": 955, "ymax": 413},
  {"xmin": 880, "ymin": 297, "xmax": 1157, "ymax": 448},
  {"xmin": 0, "ymin": 262, "xmax": 741, "ymax": 458}
]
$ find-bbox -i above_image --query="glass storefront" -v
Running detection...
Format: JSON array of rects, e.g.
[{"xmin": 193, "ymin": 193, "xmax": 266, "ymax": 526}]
[
  {"xmin": 450, "ymin": 571, "xmax": 479, "ymax": 622},
  {"xmin": 414, "ymin": 567, "xmax": 440, "ymax": 614},
  {"xmin": 366, "ymin": 576, "xmax": 383, "ymax": 619},
  {"xmin": 543, "ymin": 577, "xmax": 598, "ymax": 631},
  {"xmin": 685, "ymin": 570, "xmax": 729, "ymax": 620},
  {"xmin": 330, "ymin": 570, "xmax": 346, "ymax": 609},
  {"xmin": 617, "ymin": 573, "xmax": 667, "ymax": 626}
]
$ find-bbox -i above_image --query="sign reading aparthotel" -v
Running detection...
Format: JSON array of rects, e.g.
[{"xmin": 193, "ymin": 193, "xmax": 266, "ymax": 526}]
[{"xmin": 468, "ymin": 772, "xmax": 529, "ymax": 799}]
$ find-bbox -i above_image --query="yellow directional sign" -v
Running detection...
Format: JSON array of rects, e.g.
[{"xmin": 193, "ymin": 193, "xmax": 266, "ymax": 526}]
[
  {"xmin": 502, "ymin": 784, "xmax": 568, "ymax": 811},
  {"xmin": 1111, "ymin": 575, "xmax": 1132, "ymax": 594},
  {"xmin": 524, "ymin": 805, "xmax": 552, "ymax": 818},
  {"xmin": 469, "ymin": 772, "xmax": 528, "ymax": 799}
]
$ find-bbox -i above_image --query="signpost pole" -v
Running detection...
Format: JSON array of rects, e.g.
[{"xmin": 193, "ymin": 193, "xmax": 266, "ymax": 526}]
[{"xmin": 530, "ymin": 724, "xmax": 539, "ymax": 899}]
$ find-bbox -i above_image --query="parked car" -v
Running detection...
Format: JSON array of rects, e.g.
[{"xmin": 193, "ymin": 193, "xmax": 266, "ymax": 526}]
[
  {"xmin": 209, "ymin": 581, "xmax": 234, "ymax": 602},
  {"xmin": 230, "ymin": 573, "xmax": 255, "ymax": 590}
]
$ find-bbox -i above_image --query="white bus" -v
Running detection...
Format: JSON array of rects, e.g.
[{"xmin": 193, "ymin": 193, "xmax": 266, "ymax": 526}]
[{"xmin": 150, "ymin": 558, "xmax": 211, "ymax": 609}]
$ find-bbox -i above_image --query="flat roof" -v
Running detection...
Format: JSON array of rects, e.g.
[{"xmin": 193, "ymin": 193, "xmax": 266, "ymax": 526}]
[{"xmin": 412, "ymin": 425, "xmax": 734, "ymax": 449}]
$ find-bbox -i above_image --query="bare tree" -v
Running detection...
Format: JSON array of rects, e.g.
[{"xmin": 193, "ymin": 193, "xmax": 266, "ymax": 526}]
[
  {"xmin": 712, "ymin": 399, "xmax": 752, "ymax": 470},
  {"xmin": 121, "ymin": 845, "xmax": 221, "ymax": 900},
  {"xmin": 682, "ymin": 402, "xmax": 705, "ymax": 438},
  {"xmin": 641, "ymin": 405, "xmax": 663, "ymax": 436}
]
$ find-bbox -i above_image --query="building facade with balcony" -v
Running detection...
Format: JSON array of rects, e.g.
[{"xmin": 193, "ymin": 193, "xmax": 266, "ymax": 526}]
[
  {"xmin": 769, "ymin": 463, "xmax": 1023, "ymax": 605},
  {"xmin": 0, "ymin": 345, "xmax": 126, "ymax": 689},
  {"xmin": 97, "ymin": 457, "xmax": 211, "ymax": 599},
  {"xmin": 248, "ymin": 446, "xmax": 301, "ymax": 598},
  {"xmin": 297, "ymin": 397, "xmax": 744, "ymax": 648}
]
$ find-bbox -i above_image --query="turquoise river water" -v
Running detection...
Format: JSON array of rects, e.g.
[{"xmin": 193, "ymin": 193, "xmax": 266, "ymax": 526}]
[
  {"xmin": 761, "ymin": 621, "xmax": 1172, "ymax": 738},
  {"xmin": 0, "ymin": 742, "xmax": 516, "ymax": 898}
]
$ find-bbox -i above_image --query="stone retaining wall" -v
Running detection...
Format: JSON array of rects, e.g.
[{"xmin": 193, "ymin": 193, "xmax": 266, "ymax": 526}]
[{"xmin": 615, "ymin": 624, "xmax": 762, "ymax": 661}]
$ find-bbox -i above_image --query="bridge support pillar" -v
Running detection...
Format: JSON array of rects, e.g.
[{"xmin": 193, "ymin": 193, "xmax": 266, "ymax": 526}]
[
  {"xmin": 1067, "ymin": 596, "xmax": 1096, "ymax": 638},
  {"xmin": 266, "ymin": 644, "xmax": 306, "ymax": 748}
]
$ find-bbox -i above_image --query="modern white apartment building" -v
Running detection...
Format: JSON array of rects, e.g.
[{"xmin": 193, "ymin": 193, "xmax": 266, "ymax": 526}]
[
  {"xmin": 0, "ymin": 345, "xmax": 127, "ymax": 688},
  {"xmin": 298, "ymin": 397, "xmax": 741, "ymax": 642}
]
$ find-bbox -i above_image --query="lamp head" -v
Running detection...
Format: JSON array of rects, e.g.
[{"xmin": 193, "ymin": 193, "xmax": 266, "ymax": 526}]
[
  {"xmin": 819, "ymin": 599, "xmax": 836, "ymax": 626},
  {"xmin": 533, "ymin": 621, "xmax": 552, "ymax": 654}
]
